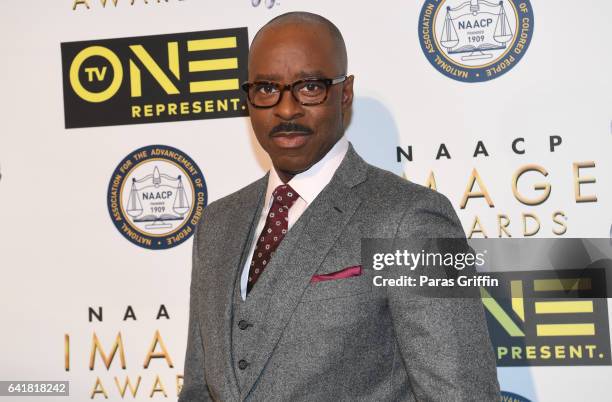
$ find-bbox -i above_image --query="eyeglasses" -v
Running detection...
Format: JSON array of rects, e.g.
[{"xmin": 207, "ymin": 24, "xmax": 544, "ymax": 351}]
[{"xmin": 241, "ymin": 75, "xmax": 347, "ymax": 108}]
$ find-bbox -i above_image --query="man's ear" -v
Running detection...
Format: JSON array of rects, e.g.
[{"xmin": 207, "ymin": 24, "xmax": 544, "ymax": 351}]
[{"xmin": 341, "ymin": 75, "xmax": 355, "ymax": 109}]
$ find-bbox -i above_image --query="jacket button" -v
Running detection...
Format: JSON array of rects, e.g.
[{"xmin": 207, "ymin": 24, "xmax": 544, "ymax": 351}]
[
  {"xmin": 238, "ymin": 359, "xmax": 249, "ymax": 370},
  {"xmin": 238, "ymin": 320, "xmax": 250, "ymax": 330}
]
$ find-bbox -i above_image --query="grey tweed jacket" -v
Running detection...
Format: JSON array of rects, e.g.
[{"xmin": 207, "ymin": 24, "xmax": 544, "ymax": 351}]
[{"xmin": 179, "ymin": 144, "xmax": 500, "ymax": 402}]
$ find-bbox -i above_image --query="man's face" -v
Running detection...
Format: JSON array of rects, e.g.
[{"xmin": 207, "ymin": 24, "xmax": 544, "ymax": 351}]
[{"xmin": 247, "ymin": 24, "xmax": 353, "ymax": 177}]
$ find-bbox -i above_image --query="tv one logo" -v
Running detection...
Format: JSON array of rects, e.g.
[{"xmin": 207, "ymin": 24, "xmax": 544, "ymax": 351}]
[
  {"xmin": 60, "ymin": 28, "xmax": 249, "ymax": 128},
  {"xmin": 482, "ymin": 269, "xmax": 611, "ymax": 366}
]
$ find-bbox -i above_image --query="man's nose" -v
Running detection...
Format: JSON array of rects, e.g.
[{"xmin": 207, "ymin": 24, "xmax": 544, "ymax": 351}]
[{"xmin": 273, "ymin": 89, "xmax": 304, "ymax": 121}]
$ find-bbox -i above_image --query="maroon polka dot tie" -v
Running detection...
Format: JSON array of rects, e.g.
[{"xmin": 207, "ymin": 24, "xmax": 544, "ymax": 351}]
[{"xmin": 247, "ymin": 184, "xmax": 299, "ymax": 294}]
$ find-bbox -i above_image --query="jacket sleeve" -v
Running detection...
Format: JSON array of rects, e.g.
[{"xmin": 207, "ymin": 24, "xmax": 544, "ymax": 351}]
[
  {"xmin": 179, "ymin": 225, "xmax": 213, "ymax": 402},
  {"xmin": 386, "ymin": 190, "xmax": 501, "ymax": 401}
]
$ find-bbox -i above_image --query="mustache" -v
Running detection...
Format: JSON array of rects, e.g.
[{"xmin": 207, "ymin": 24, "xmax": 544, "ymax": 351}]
[{"xmin": 269, "ymin": 122, "xmax": 313, "ymax": 136}]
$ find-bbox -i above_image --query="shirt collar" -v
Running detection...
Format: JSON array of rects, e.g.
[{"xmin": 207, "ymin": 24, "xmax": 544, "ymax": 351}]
[{"xmin": 265, "ymin": 135, "xmax": 349, "ymax": 206}]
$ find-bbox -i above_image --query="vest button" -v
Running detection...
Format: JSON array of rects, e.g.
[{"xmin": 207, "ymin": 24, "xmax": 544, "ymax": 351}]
[
  {"xmin": 238, "ymin": 320, "xmax": 250, "ymax": 330},
  {"xmin": 238, "ymin": 359, "xmax": 249, "ymax": 370}
]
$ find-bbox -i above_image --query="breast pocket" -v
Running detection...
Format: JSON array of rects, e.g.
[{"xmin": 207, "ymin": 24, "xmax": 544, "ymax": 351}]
[{"xmin": 301, "ymin": 270, "xmax": 373, "ymax": 302}]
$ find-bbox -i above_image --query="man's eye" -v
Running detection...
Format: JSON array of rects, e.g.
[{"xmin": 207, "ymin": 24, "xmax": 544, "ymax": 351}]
[
  {"xmin": 302, "ymin": 82, "xmax": 324, "ymax": 92},
  {"xmin": 256, "ymin": 85, "xmax": 278, "ymax": 95},
  {"xmin": 297, "ymin": 82, "xmax": 325, "ymax": 98}
]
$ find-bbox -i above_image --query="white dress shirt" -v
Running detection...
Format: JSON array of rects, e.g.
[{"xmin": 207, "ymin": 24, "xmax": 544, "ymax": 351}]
[{"xmin": 240, "ymin": 136, "xmax": 349, "ymax": 300}]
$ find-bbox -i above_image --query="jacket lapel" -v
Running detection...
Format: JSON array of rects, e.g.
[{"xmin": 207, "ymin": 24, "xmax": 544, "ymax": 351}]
[
  {"xmin": 238, "ymin": 145, "xmax": 368, "ymax": 400},
  {"xmin": 202, "ymin": 175, "xmax": 267, "ymax": 401}
]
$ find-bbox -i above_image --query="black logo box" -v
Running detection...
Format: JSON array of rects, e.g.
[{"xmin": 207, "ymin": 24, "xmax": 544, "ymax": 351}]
[{"xmin": 61, "ymin": 27, "xmax": 249, "ymax": 128}]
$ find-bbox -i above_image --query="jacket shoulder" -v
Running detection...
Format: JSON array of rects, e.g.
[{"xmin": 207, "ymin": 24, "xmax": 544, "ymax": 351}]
[
  {"xmin": 360, "ymin": 164, "xmax": 464, "ymax": 237},
  {"xmin": 194, "ymin": 175, "xmax": 266, "ymax": 241},
  {"xmin": 363, "ymin": 164, "xmax": 452, "ymax": 208},
  {"xmin": 204, "ymin": 176, "xmax": 266, "ymax": 216}
]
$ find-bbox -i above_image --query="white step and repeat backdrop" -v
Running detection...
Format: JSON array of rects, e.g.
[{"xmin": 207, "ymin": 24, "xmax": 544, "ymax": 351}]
[{"xmin": 0, "ymin": 1, "xmax": 610, "ymax": 401}]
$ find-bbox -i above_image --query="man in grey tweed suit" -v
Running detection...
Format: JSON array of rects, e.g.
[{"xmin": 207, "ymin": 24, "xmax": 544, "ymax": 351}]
[{"xmin": 180, "ymin": 12, "xmax": 500, "ymax": 402}]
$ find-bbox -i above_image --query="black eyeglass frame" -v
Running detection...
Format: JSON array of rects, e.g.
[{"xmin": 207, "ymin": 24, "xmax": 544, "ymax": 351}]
[{"xmin": 241, "ymin": 75, "xmax": 348, "ymax": 108}]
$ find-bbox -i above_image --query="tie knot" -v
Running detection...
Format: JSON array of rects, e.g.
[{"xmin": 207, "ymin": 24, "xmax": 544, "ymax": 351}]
[{"xmin": 272, "ymin": 184, "xmax": 299, "ymax": 209}]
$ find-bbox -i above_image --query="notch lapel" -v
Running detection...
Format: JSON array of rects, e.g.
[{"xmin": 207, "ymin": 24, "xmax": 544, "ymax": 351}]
[{"xmin": 200, "ymin": 176, "xmax": 267, "ymax": 402}]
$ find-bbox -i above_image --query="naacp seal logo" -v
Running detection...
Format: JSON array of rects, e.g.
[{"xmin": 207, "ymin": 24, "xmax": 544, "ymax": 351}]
[
  {"xmin": 419, "ymin": 0, "xmax": 534, "ymax": 82},
  {"xmin": 107, "ymin": 145, "xmax": 207, "ymax": 250}
]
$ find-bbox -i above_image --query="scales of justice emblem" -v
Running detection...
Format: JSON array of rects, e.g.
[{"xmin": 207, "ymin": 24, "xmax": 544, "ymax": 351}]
[
  {"xmin": 437, "ymin": 0, "xmax": 516, "ymax": 65},
  {"xmin": 123, "ymin": 165, "xmax": 192, "ymax": 232},
  {"xmin": 108, "ymin": 144, "xmax": 206, "ymax": 250}
]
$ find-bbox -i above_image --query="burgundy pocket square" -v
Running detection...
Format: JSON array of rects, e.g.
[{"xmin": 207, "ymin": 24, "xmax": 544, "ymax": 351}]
[{"xmin": 311, "ymin": 265, "xmax": 363, "ymax": 283}]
